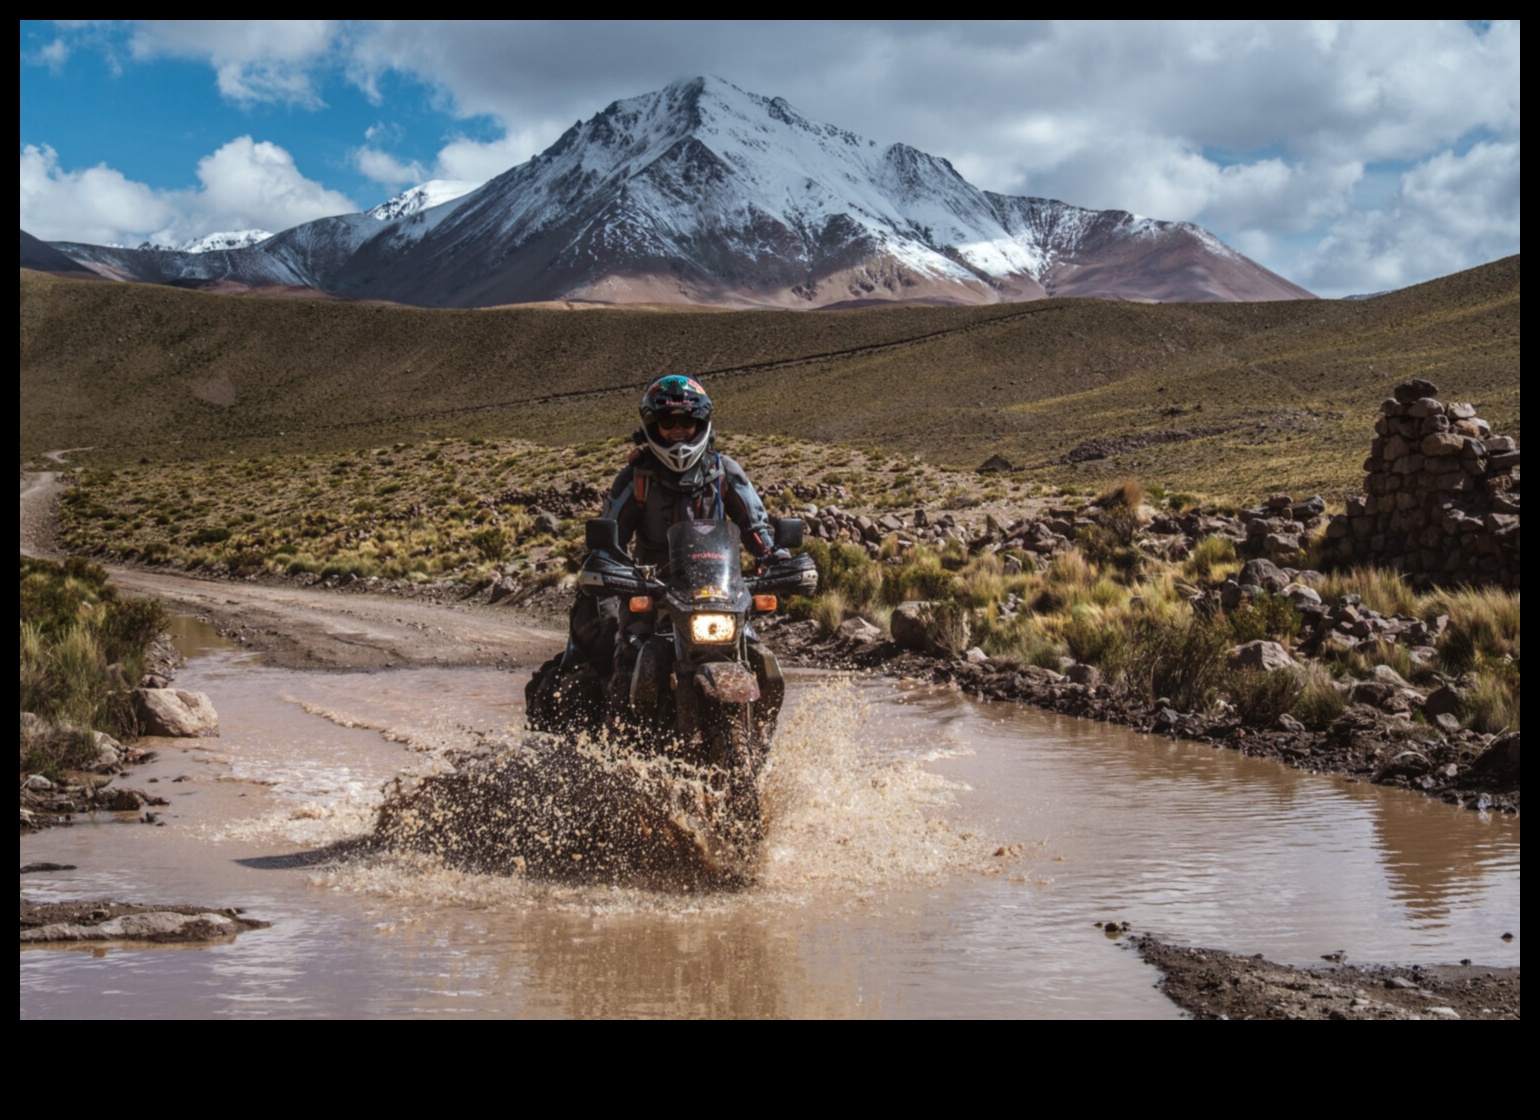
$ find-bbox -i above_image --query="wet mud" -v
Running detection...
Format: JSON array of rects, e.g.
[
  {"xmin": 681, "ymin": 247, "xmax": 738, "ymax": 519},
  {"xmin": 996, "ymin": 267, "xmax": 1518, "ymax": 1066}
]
[
  {"xmin": 20, "ymin": 900, "xmax": 270, "ymax": 944},
  {"xmin": 1136, "ymin": 934, "xmax": 1520, "ymax": 1020},
  {"xmin": 373, "ymin": 730, "xmax": 762, "ymax": 889}
]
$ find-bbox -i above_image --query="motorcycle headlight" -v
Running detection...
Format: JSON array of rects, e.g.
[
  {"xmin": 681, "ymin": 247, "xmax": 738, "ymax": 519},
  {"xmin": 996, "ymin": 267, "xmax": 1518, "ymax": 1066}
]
[{"xmin": 690, "ymin": 613, "xmax": 737, "ymax": 643}]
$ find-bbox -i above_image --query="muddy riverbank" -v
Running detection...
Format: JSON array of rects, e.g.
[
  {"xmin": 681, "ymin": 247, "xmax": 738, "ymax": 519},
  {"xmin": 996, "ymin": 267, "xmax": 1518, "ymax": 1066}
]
[{"xmin": 1135, "ymin": 934, "xmax": 1519, "ymax": 1020}]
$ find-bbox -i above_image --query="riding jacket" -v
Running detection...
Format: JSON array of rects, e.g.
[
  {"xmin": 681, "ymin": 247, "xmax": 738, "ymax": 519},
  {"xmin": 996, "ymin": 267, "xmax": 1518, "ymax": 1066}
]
[{"xmin": 602, "ymin": 447, "xmax": 774, "ymax": 567}]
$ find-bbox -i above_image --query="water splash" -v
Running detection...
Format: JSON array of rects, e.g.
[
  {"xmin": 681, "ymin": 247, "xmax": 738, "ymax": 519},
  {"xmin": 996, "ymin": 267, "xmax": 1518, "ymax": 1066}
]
[{"xmin": 362, "ymin": 679, "xmax": 999, "ymax": 900}]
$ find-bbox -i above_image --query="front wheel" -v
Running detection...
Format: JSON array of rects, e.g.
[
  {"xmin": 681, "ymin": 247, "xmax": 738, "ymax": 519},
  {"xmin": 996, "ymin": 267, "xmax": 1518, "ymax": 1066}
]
[{"xmin": 705, "ymin": 703, "xmax": 765, "ymax": 843}]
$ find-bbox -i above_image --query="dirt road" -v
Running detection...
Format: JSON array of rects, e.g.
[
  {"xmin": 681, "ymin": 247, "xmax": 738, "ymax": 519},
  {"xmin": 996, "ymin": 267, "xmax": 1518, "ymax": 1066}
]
[{"xmin": 21, "ymin": 466, "xmax": 564, "ymax": 671}]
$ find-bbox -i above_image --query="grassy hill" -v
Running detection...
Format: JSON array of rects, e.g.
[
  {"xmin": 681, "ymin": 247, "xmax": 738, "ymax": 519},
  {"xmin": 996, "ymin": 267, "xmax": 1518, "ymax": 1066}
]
[{"xmin": 21, "ymin": 255, "xmax": 1519, "ymax": 500}]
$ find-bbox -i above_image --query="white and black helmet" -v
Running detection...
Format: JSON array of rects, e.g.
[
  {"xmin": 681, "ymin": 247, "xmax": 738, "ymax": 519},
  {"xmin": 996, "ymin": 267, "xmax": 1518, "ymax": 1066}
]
[{"xmin": 640, "ymin": 375, "xmax": 713, "ymax": 473}]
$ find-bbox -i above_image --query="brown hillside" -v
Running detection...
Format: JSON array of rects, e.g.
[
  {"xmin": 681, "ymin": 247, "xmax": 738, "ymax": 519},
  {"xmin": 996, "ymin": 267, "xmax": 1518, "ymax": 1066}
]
[{"xmin": 20, "ymin": 255, "xmax": 1518, "ymax": 500}]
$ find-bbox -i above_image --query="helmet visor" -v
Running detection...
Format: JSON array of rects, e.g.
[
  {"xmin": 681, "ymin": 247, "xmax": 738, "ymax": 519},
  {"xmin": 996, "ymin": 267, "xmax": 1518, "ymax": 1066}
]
[{"xmin": 654, "ymin": 413, "xmax": 700, "ymax": 440}]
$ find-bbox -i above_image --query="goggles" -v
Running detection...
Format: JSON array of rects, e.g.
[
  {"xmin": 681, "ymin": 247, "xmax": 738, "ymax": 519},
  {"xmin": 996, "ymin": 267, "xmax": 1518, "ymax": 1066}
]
[{"xmin": 655, "ymin": 414, "xmax": 700, "ymax": 433}]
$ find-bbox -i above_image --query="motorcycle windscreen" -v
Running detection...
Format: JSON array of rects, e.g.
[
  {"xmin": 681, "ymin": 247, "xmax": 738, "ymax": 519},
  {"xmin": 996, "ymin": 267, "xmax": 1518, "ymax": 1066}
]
[{"xmin": 666, "ymin": 520, "xmax": 749, "ymax": 608}]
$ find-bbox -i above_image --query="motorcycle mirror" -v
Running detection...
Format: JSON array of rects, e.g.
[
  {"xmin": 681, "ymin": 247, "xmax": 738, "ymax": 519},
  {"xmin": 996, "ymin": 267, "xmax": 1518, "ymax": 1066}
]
[
  {"xmin": 586, "ymin": 518, "xmax": 621, "ymax": 553},
  {"xmin": 773, "ymin": 518, "xmax": 805, "ymax": 551}
]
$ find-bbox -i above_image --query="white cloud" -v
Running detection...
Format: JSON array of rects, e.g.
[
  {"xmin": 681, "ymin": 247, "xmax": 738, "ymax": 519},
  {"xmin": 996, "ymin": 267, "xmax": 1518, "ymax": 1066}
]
[
  {"xmin": 1288, "ymin": 140, "xmax": 1521, "ymax": 296},
  {"xmin": 20, "ymin": 137, "xmax": 358, "ymax": 246},
  {"xmin": 20, "ymin": 144, "xmax": 174, "ymax": 244},
  {"xmin": 356, "ymin": 146, "xmax": 428, "ymax": 188},
  {"xmin": 431, "ymin": 129, "xmax": 553, "ymax": 183},
  {"xmin": 127, "ymin": 20, "xmax": 340, "ymax": 105},
  {"xmin": 37, "ymin": 38, "xmax": 70, "ymax": 69}
]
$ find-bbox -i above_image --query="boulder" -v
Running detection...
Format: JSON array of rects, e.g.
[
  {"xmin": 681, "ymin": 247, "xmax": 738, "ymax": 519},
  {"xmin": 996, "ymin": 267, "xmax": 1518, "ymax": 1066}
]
[
  {"xmin": 889, "ymin": 602, "xmax": 931, "ymax": 651},
  {"xmin": 1239, "ymin": 558, "xmax": 1291, "ymax": 593},
  {"xmin": 134, "ymin": 689, "xmax": 220, "ymax": 738},
  {"xmin": 1065, "ymin": 663, "xmax": 1103, "ymax": 687},
  {"xmin": 837, "ymin": 616, "xmax": 884, "ymax": 645},
  {"xmin": 1227, "ymin": 640, "xmax": 1297, "ymax": 673},
  {"xmin": 1393, "ymin": 379, "xmax": 1438, "ymax": 403},
  {"xmin": 1466, "ymin": 732, "xmax": 1519, "ymax": 792}
]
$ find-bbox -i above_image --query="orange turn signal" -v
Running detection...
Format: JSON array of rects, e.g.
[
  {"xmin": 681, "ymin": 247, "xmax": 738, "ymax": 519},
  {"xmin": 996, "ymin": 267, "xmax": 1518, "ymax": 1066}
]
[
  {"xmin": 629, "ymin": 595, "xmax": 654, "ymax": 612},
  {"xmin": 753, "ymin": 594, "xmax": 778, "ymax": 612}
]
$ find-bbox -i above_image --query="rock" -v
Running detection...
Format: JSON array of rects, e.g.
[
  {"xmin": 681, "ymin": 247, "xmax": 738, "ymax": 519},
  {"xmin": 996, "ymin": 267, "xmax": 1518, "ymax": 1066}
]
[
  {"xmin": 1227, "ymin": 640, "xmax": 1297, "ymax": 673},
  {"xmin": 488, "ymin": 574, "xmax": 520, "ymax": 604},
  {"xmin": 1284, "ymin": 583, "xmax": 1322, "ymax": 606},
  {"xmin": 1375, "ymin": 751, "xmax": 1431, "ymax": 781},
  {"xmin": 837, "ymin": 616, "xmax": 884, "ymax": 644},
  {"xmin": 533, "ymin": 511, "xmax": 562, "ymax": 535},
  {"xmin": 1423, "ymin": 685, "xmax": 1466, "ymax": 719},
  {"xmin": 1002, "ymin": 554, "xmax": 1023, "ymax": 576},
  {"xmin": 99, "ymin": 787, "xmax": 150, "ymax": 811},
  {"xmin": 1064, "ymin": 663, "xmax": 1103, "ymax": 687},
  {"xmin": 977, "ymin": 454, "xmax": 1014, "ymax": 473},
  {"xmin": 1351, "ymin": 680, "xmax": 1399, "ymax": 710},
  {"xmin": 1290, "ymin": 495, "xmax": 1326, "ymax": 520},
  {"xmin": 134, "ymin": 689, "xmax": 220, "ymax": 738},
  {"xmin": 1239, "ymin": 558, "xmax": 1291, "ymax": 593},
  {"xmin": 1276, "ymin": 713, "xmax": 1307, "ymax": 733},
  {"xmin": 964, "ymin": 646, "xmax": 990, "ymax": 664},
  {"xmin": 20, "ymin": 911, "xmax": 247, "ymax": 943},
  {"xmin": 1466, "ymin": 732, "xmax": 1519, "ymax": 792},
  {"xmin": 889, "ymin": 602, "xmax": 931, "ymax": 651},
  {"xmin": 1368, "ymin": 664, "xmax": 1413, "ymax": 690},
  {"xmin": 23, "ymin": 774, "xmax": 54, "ymax": 791},
  {"xmin": 1393, "ymin": 379, "xmax": 1439, "ymax": 403},
  {"xmin": 1433, "ymin": 713, "xmax": 1461, "ymax": 734}
]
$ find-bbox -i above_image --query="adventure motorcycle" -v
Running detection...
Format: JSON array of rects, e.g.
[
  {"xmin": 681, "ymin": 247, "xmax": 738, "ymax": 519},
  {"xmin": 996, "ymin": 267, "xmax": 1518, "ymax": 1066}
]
[{"xmin": 526, "ymin": 516, "xmax": 817, "ymax": 833}]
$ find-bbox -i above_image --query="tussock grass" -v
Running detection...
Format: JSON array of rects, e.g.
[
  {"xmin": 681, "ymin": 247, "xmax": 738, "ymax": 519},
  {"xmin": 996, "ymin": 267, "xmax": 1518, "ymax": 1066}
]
[
  {"xmin": 1184, "ymin": 535, "xmax": 1239, "ymax": 582},
  {"xmin": 1317, "ymin": 566, "xmax": 1421, "ymax": 618},
  {"xmin": 19, "ymin": 557, "xmax": 168, "ymax": 745},
  {"xmin": 1426, "ymin": 587, "xmax": 1521, "ymax": 672},
  {"xmin": 1462, "ymin": 662, "xmax": 1520, "ymax": 734}
]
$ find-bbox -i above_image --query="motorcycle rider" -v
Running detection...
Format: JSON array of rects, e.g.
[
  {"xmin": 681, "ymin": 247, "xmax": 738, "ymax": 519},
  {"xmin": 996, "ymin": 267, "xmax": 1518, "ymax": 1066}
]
[{"xmin": 529, "ymin": 375, "xmax": 782, "ymax": 725}]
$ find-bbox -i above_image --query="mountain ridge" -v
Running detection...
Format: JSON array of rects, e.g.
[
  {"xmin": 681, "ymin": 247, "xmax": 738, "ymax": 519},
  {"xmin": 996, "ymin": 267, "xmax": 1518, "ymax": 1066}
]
[{"xmin": 33, "ymin": 76, "xmax": 1311, "ymax": 309}]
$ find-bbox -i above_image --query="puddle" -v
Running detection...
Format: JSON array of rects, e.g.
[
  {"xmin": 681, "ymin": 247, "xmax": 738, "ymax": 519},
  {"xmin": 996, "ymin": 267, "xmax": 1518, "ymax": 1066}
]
[{"xmin": 19, "ymin": 637, "xmax": 1520, "ymax": 1018}]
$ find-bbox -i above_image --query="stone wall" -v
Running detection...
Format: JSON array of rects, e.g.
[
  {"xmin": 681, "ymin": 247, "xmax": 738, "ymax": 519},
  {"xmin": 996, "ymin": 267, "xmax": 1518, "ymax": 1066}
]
[{"xmin": 1327, "ymin": 379, "xmax": 1520, "ymax": 588}]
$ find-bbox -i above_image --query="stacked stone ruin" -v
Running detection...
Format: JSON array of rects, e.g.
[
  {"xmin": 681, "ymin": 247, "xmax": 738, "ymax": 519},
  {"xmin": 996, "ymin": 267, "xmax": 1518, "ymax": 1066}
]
[{"xmin": 1327, "ymin": 379, "xmax": 1520, "ymax": 588}]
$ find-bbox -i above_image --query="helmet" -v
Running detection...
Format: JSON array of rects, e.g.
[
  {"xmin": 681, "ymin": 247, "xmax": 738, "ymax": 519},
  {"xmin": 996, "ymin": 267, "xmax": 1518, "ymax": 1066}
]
[{"xmin": 640, "ymin": 375, "xmax": 713, "ymax": 473}]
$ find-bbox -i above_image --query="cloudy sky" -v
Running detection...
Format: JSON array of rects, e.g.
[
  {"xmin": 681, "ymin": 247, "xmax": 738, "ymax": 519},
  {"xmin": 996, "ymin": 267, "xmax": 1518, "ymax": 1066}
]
[{"xmin": 19, "ymin": 20, "xmax": 1520, "ymax": 297}]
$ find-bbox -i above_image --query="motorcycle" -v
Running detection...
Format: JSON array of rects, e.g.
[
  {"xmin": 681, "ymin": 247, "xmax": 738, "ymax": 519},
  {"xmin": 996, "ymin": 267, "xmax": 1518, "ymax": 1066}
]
[{"xmin": 526, "ymin": 516, "xmax": 817, "ymax": 838}]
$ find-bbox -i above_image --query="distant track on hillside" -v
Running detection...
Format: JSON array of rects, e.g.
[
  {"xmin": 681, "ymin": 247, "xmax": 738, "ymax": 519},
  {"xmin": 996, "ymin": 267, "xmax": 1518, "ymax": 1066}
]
[{"xmin": 208, "ymin": 300, "xmax": 1075, "ymax": 444}]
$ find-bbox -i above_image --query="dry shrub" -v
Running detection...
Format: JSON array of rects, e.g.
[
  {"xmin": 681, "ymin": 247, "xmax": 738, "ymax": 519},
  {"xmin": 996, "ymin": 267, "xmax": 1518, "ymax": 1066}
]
[
  {"xmin": 980, "ymin": 616, "xmax": 1064, "ymax": 669},
  {"xmin": 918, "ymin": 601, "xmax": 972, "ymax": 658},
  {"xmin": 1290, "ymin": 663, "xmax": 1347, "ymax": 730},
  {"xmin": 1122, "ymin": 610, "xmax": 1231, "ymax": 712},
  {"xmin": 1225, "ymin": 668, "xmax": 1303, "ymax": 726},
  {"xmin": 1058, "ymin": 605, "xmax": 1127, "ymax": 673},
  {"xmin": 1095, "ymin": 477, "xmax": 1145, "ymax": 510}
]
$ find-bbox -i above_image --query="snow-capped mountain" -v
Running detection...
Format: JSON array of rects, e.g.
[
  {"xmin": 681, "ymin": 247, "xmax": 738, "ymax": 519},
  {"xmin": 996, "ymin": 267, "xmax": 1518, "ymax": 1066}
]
[
  {"xmin": 35, "ymin": 77, "xmax": 1312, "ymax": 306},
  {"xmin": 366, "ymin": 180, "xmax": 482, "ymax": 222},
  {"xmin": 174, "ymin": 229, "xmax": 273, "ymax": 254}
]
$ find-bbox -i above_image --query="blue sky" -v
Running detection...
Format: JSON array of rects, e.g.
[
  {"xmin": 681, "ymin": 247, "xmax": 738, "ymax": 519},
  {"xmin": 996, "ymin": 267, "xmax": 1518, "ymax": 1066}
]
[{"xmin": 20, "ymin": 20, "xmax": 1521, "ymax": 297}]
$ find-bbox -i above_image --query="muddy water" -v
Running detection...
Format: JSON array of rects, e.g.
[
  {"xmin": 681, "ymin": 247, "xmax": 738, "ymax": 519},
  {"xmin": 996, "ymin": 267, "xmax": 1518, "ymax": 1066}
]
[{"xmin": 19, "ymin": 628, "xmax": 1520, "ymax": 1018}]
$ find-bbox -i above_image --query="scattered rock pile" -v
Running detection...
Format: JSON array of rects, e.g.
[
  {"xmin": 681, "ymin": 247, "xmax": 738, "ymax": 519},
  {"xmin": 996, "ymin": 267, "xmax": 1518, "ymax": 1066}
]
[{"xmin": 1327, "ymin": 379, "xmax": 1519, "ymax": 588}]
